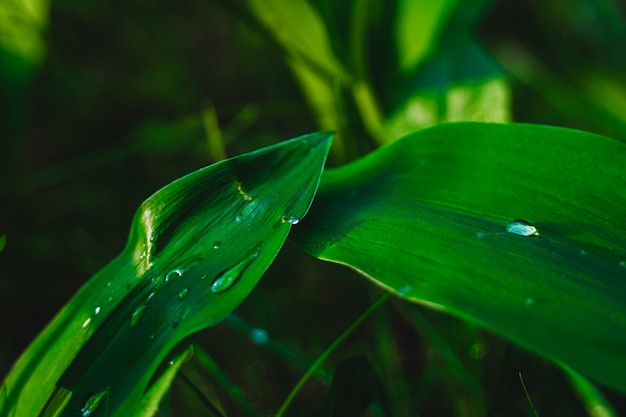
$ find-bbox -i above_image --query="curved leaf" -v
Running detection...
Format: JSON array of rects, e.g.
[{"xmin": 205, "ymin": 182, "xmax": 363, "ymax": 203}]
[
  {"xmin": 291, "ymin": 122, "xmax": 626, "ymax": 392},
  {"xmin": 0, "ymin": 132, "xmax": 332, "ymax": 417}
]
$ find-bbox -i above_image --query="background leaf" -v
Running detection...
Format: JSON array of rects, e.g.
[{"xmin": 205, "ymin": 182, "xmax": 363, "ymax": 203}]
[
  {"xmin": 291, "ymin": 122, "xmax": 626, "ymax": 392},
  {"xmin": 0, "ymin": 132, "xmax": 332, "ymax": 417}
]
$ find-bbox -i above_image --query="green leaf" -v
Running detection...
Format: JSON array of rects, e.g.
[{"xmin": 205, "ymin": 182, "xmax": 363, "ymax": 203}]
[
  {"xmin": 291, "ymin": 122, "xmax": 626, "ymax": 392},
  {"xmin": 0, "ymin": 132, "xmax": 332, "ymax": 417}
]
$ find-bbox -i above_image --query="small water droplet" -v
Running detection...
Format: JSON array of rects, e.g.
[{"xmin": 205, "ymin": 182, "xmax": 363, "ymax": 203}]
[
  {"xmin": 80, "ymin": 388, "xmax": 108, "ymax": 417},
  {"xmin": 212, "ymin": 241, "xmax": 222, "ymax": 250},
  {"xmin": 106, "ymin": 281, "xmax": 112, "ymax": 287},
  {"xmin": 250, "ymin": 328, "xmax": 269, "ymax": 345},
  {"xmin": 94, "ymin": 306, "xmax": 101, "ymax": 315},
  {"xmin": 82, "ymin": 317, "xmax": 92, "ymax": 328},
  {"xmin": 210, "ymin": 249, "xmax": 260, "ymax": 294},
  {"xmin": 579, "ymin": 249, "xmax": 587, "ymax": 256},
  {"xmin": 475, "ymin": 231, "xmax": 486, "ymax": 238},
  {"xmin": 620, "ymin": 261, "xmax": 626, "ymax": 269},
  {"xmin": 506, "ymin": 220, "xmax": 539, "ymax": 236},
  {"xmin": 178, "ymin": 288, "xmax": 189, "ymax": 300},
  {"xmin": 165, "ymin": 269, "xmax": 183, "ymax": 282},
  {"xmin": 525, "ymin": 297, "xmax": 535, "ymax": 306},
  {"xmin": 235, "ymin": 214, "xmax": 243, "ymax": 222},
  {"xmin": 129, "ymin": 305, "xmax": 147, "ymax": 328},
  {"xmin": 398, "ymin": 284, "xmax": 412, "ymax": 295}
]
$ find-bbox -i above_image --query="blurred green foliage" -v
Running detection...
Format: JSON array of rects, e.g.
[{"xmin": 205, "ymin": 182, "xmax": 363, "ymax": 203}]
[{"xmin": 1, "ymin": 0, "xmax": 626, "ymax": 415}]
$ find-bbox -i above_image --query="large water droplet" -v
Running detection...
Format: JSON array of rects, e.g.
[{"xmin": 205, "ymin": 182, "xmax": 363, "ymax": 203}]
[
  {"xmin": 506, "ymin": 220, "xmax": 539, "ymax": 236},
  {"xmin": 210, "ymin": 249, "xmax": 260, "ymax": 294},
  {"xmin": 80, "ymin": 388, "xmax": 108, "ymax": 417},
  {"xmin": 129, "ymin": 305, "xmax": 147, "ymax": 328},
  {"xmin": 165, "ymin": 269, "xmax": 183, "ymax": 282},
  {"xmin": 178, "ymin": 288, "xmax": 189, "ymax": 300}
]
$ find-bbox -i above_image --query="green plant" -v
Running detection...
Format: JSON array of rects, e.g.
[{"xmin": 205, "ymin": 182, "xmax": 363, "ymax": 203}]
[{"xmin": 2, "ymin": 1, "xmax": 625, "ymax": 416}]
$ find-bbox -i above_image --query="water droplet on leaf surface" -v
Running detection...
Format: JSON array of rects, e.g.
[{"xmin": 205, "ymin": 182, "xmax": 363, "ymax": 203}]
[
  {"xmin": 212, "ymin": 241, "xmax": 222, "ymax": 250},
  {"xmin": 178, "ymin": 288, "xmax": 189, "ymax": 300},
  {"xmin": 506, "ymin": 220, "xmax": 539, "ymax": 236},
  {"xmin": 94, "ymin": 306, "xmax": 101, "ymax": 315},
  {"xmin": 129, "ymin": 305, "xmax": 147, "ymax": 328},
  {"xmin": 210, "ymin": 249, "xmax": 260, "ymax": 294},
  {"xmin": 80, "ymin": 388, "xmax": 108, "ymax": 417},
  {"xmin": 619, "ymin": 261, "xmax": 625, "ymax": 269},
  {"xmin": 165, "ymin": 269, "xmax": 183, "ymax": 282},
  {"xmin": 250, "ymin": 328, "xmax": 269, "ymax": 345}
]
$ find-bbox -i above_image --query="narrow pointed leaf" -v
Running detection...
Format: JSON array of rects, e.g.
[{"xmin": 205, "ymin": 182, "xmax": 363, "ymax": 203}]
[
  {"xmin": 291, "ymin": 122, "xmax": 626, "ymax": 392},
  {"xmin": 0, "ymin": 132, "xmax": 332, "ymax": 417}
]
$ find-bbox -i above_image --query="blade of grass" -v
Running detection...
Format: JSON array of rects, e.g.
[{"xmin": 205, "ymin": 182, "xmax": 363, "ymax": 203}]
[{"xmin": 275, "ymin": 293, "xmax": 389, "ymax": 417}]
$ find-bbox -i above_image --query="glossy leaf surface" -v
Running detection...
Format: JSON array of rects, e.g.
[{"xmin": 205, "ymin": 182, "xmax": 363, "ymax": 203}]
[
  {"xmin": 0, "ymin": 132, "xmax": 332, "ymax": 417},
  {"xmin": 291, "ymin": 122, "xmax": 626, "ymax": 392}
]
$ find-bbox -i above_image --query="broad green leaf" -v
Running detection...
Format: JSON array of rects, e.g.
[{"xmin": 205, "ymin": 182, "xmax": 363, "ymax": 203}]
[
  {"xmin": 0, "ymin": 132, "xmax": 332, "ymax": 417},
  {"xmin": 291, "ymin": 122, "xmax": 626, "ymax": 392}
]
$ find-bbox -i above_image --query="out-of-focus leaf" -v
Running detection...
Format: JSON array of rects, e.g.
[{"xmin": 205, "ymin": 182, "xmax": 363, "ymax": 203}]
[
  {"xmin": 291, "ymin": 122, "xmax": 626, "ymax": 392},
  {"xmin": 308, "ymin": 357, "xmax": 391, "ymax": 417},
  {"xmin": 0, "ymin": 234, "xmax": 6, "ymax": 253},
  {"xmin": 0, "ymin": 0, "xmax": 48, "ymax": 72},
  {"xmin": 249, "ymin": 0, "xmax": 508, "ymax": 148},
  {"xmin": 0, "ymin": 132, "xmax": 332, "ymax": 417}
]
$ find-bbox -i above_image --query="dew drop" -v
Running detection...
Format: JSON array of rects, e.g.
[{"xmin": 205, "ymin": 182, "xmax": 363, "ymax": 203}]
[
  {"xmin": 475, "ymin": 231, "xmax": 486, "ymax": 238},
  {"xmin": 82, "ymin": 317, "xmax": 92, "ymax": 328},
  {"xmin": 250, "ymin": 328, "xmax": 269, "ymax": 345},
  {"xmin": 178, "ymin": 288, "xmax": 189, "ymax": 300},
  {"xmin": 210, "ymin": 249, "xmax": 260, "ymax": 294},
  {"xmin": 106, "ymin": 281, "xmax": 113, "ymax": 287},
  {"xmin": 398, "ymin": 284, "xmax": 412, "ymax": 295},
  {"xmin": 235, "ymin": 214, "xmax": 243, "ymax": 222},
  {"xmin": 525, "ymin": 297, "xmax": 535, "ymax": 306},
  {"xmin": 619, "ymin": 261, "xmax": 625, "ymax": 269},
  {"xmin": 212, "ymin": 241, "xmax": 222, "ymax": 250},
  {"xmin": 506, "ymin": 220, "xmax": 539, "ymax": 236},
  {"xmin": 165, "ymin": 269, "xmax": 183, "ymax": 282},
  {"xmin": 94, "ymin": 306, "xmax": 101, "ymax": 315},
  {"xmin": 80, "ymin": 388, "xmax": 108, "ymax": 417},
  {"xmin": 579, "ymin": 249, "xmax": 587, "ymax": 256},
  {"xmin": 129, "ymin": 305, "xmax": 147, "ymax": 328}
]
